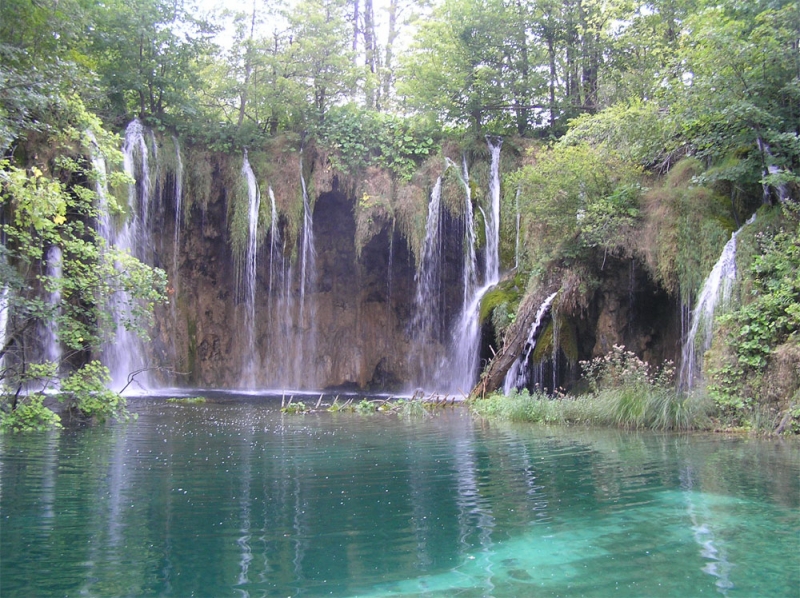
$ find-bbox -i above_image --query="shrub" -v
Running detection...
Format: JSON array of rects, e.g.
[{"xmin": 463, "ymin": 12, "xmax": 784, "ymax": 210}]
[{"xmin": 0, "ymin": 394, "xmax": 62, "ymax": 433}]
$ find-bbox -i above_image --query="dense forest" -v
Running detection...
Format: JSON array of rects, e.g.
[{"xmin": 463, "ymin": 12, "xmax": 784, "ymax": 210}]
[{"xmin": 0, "ymin": 0, "xmax": 798, "ymax": 432}]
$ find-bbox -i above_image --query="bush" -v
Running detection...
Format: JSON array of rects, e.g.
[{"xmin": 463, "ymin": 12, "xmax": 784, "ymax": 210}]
[
  {"xmin": 0, "ymin": 394, "xmax": 62, "ymax": 432},
  {"xmin": 473, "ymin": 346, "xmax": 710, "ymax": 431}
]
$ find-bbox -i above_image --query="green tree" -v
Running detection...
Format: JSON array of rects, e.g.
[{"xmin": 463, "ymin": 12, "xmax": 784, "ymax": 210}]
[
  {"xmin": 286, "ymin": 0, "xmax": 356, "ymax": 124},
  {"xmin": 673, "ymin": 1, "xmax": 800, "ymax": 200},
  {"xmin": 0, "ymin": 98, "xmax": 167, "ymax": 431},
  {"xmin": 89, "ymin": 0, "xmax": 217, "ymax": 124}
]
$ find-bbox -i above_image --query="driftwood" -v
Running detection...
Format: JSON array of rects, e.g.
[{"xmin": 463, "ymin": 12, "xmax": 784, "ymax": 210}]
[{"xmin": 471, "ymin": 288, "xmax": 558, "ymax": 398}]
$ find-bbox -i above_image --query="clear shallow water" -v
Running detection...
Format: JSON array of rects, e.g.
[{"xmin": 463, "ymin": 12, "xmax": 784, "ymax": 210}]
[{"xmin": 1, "ymin": 395, "xmax": 798, "ymax": 597}]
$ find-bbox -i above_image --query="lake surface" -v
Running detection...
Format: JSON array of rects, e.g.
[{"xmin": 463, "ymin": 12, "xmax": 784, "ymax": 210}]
[{"xmin": 1, "ymin": 393, "xmax": 798, "ymax": 597}]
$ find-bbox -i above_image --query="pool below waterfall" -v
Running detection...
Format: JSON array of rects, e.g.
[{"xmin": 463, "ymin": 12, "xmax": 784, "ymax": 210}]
[{"xmin": 1, "ymin": 393, "xmax": 798, "ymax": 597}]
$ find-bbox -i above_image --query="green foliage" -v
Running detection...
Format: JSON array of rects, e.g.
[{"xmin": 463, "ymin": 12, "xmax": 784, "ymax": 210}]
[
  {"xmin": 640, "ymin": 159, "xmax": 737, "ymax": 301},
  {"xmin": 59, "ymin": 361, "xmax": 131, "ymax": 422},
  {"xmin": 563, "ymin": 101, "xmax": 678, "ymax": 168},
  {"xmin": 0, "ymin": 394, "xmax": 62, "ymax": 433},
  {"xmin": 479, "ymin": 277, "xmax": 522, "ymax": 323},
  {"xmin": 166, "ymin": 397, "xmax": 207, "ymax": 404},
  {"xmin": 708, "ymin": 206, "xmax": 800, "ymax": 417},
  {"xmin": 474, "ymin": 348, "xmax": 709, "ymax": 431},
  {"xmin": 674, "ymin": 2, "xmax": 800, "ymax": 193},
  {"xmin": 281, "ymin": 400, "xmax": 309, "ymax": 414},
  {"xmin": 319, "ymin": 105, "xmax": 438, "ymax": 181},
  {"xmin": 0, "ymin": 91, "xmax": 166, "ymax": 430},
  {"xmin": 513, "ymin": 142, "xmax": 642, "ymax": 271},
  {"xmin": 471, "ymin": 389, "xmax": 573, "ymax": 425},
  {"xmin": 580, "ymin": 345, "xmax": 707, "ymax": 431}
]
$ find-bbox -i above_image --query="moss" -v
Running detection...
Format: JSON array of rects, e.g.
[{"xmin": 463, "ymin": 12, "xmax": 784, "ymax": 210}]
[
  {"xmin": 531, "ymin": 316, "xmax": 578, "ymax": 365},
  {"xmin": 355, "ymin": 167, "xmax": 395, "ymax": 258},
  {"xmin": 640, "ymin": 157, "xmax": 739, "ymax": 303},
  {"xmin": 184, "ymin": 145, "xmax": 213, "ymax": 216},
  {"xmin": 479, "ymin": 277, "xmax": 523, "ymax": 323},
  {"xmin": 186, "ymin": 317, "xmax": 197, "ymax": 385}
]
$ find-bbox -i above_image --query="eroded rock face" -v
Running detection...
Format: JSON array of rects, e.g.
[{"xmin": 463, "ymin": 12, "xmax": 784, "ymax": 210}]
[
  {"xmin": 148, "ymin": 166, "xmax": 428, "ymax": 391},
  {"xmin": 589, "ymin": 257, "xmax": 679, "ymax": 366}
]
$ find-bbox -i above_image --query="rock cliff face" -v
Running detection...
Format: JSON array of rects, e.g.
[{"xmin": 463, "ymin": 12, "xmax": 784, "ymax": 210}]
[
  {"xmin": 129, "ymin": 139, "xmax": 680, "ymax": 393},
  {"xmin": 475, "ymin": 257, "xmax": 681, "ymax": 396},
  {"xmin": 141, "ymin": 149, "xmax": 472, "ymax": 391}
]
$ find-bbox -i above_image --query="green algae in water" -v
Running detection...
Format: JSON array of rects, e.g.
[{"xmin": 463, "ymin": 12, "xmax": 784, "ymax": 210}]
[{"xmin": 0, "ymin": 395, "xmax": 797, "ymax": 597}]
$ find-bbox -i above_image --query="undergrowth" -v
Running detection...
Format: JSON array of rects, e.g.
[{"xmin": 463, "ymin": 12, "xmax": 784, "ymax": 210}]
[{"xmin": 472, "ymin": 346, "xmax": 712, "ymax": 431}]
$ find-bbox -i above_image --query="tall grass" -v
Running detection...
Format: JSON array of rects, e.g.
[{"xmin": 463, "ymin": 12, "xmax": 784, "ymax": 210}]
[{"xmin": 472, "ymin": 346, "xmax": 712, "ymax": 431}]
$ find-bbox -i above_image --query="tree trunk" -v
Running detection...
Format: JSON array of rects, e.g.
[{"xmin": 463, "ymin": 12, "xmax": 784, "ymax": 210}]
[
  {"xmin": 382, "ymin": 0, "xmax": 398, "ymax": 103},
  {"xmin": 238, "ymin": 3, "xmax": 258, "ymax": 129},
  {"xmin": 471, "ymin": 289, "xmax": 558, "ymax": 397},
  {"xmin": 363, "ymin": 0, "xmax": 377, "ymax": 109}
]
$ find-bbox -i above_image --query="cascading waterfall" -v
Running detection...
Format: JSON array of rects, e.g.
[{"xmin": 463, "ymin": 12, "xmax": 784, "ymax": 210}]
[
  {"xmin": 43, "ymin": 246, "xmax": 63, "ymax": 367},
  {"xmin": 441, "ymin": 137, "xmax": 504, "ymax": 393},
  {"xmin": 239, "ymin": 150, "xmax": 261, "ymax": 387},
  {"xmin": 756, "ymin": 138, "xmax": 790, "ymax": 204},
  {"xmin": 0, "ymin": 285, "xmax": 8, "ymax": 373},
  {"xmin": 99, "ymin": 119, "xmax": 154, "ymax": 391},
  {"xmin": 267, "ymin": 186, "xmax": 280, "ymax": 300},
  {"xmin": 679, "ymin": 215, "xmax": 755, "ymax": 390},
  {"xmin": 514, "ymin": 186, "xmax": 521, "ymax": 270},
  {"xmin": 502, "ymin": 292, "xmax": 559, "ymax": 394},
  {"xmin": 484, "ymin": 137, "xmax": 503, "ymax": 285},
  {"xmin": 299, "ymin": 160, "xmax": 316, "ymax": 320},
  {"xmin": 283, "ymin": 156, "xmax": 318, "ymax": 388},
  {"xmin": 409, "ymin": 176, "xmax": 446, "ymax": 386},
  {"xmin": 172, "ymin": 137, "xmax": 183, "ymax": 276},
  {"xmin": 446, "ymin": 155, "xmax": 478, "ymax": 306}
]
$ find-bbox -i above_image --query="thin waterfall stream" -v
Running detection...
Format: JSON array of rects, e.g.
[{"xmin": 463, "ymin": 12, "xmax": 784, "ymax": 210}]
[
  {"xmin": 100, "ymin": 119, "xmax": 154, "ymax": 391},
  {"xmin": 239, "ymin": 150, "xmax": 261, "ymax": 387},
  {"xmin": 503, "ymin": 292, "xmax": 559, "ymax": 394},
  {"xmin": 679, "ymin": 215, "xmax": 755, "ymax": 390},
  {"xmin": 441, "ymin": 137, "xmax": 503, "ymax": 393}
]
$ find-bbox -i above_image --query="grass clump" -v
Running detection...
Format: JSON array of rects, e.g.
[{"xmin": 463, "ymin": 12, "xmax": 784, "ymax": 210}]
[
  {"xmin": 166, "ymin": 397, "xmax": 207, "ymax": 404},
  {"xmin": 581, "ymin": 345, "xmax": 710, "ymax": 431},
  {"xmin": 473, "ymin": 346, "xmax": 711, "ymax": 431}
]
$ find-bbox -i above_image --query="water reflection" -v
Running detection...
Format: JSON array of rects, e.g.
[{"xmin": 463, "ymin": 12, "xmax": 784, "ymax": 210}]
[{"xmin": 0, "ymin": 398, "xmax": 797, "ymax": 597}]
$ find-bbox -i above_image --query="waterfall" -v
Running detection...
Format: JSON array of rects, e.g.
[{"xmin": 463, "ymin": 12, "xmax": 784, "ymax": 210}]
[
  {"xmin": 289, "ymin": 156, "xmax": 317, "ymax": 387},
  {"xmin": 484, "ymin": 136, "xmax": 503, "ymax": 285},
  {"xmin": 267, "ymin": 186, "xmax": 280, "ymax": 300},
  {"xmin": 0, "ymin": 285, "xmax": 8, "ymax": 374},
  {"xmin": 299, "ymin": 162, "xmax": 316, "ymax": 318},
  {"xmin": 409, "ymin": 177, "xmax": 445, "ymax": 386},
  {"xmin": 239, "ymin": 150, "xmax": 261, "ymax": 387},
  {"xmin": 503, "ymin": 292, "xmax": 558, "ymax": 394},
  {"xmin": 679, "ymin": 215, "xmax": 755, "ymax": 390},
  {"xmin": 514, "ymin": 186, "xmax": 521, "ymax": 270},
  {"xmin": 99, "ymin": 119, "xmax": 154, "ymax": 391},
  {"xmin": 440, "ymin": 138, "xmax": 504, "ymax": 393},
  {"xmin": 461, "ymin": 156, "xmax": 478, "ymax": 306},
  {"xmin": 757, "ymin": 138, "xmax": 790, "ymax": 204},
  {"xmin": 172, "ymin": 137, "xmax": 183, "ymax": 276},
  {"xmin": 43, "ymin": 246, "xmax": 63, "ymax": 368}
]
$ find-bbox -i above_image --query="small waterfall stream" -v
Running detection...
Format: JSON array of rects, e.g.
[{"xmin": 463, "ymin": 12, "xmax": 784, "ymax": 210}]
[
  {"xmin": 99, "ymin": 119, "xmax": 155, "ymax": 391},
  {"xmin": 239, "ymin": 150, "xmax": 261, "ymax": 387},
  {"xmin": 172, "ymin": 137, "xmax": 183, "ymax": 277},
  {"xmin": 484, "ymin": 137, "xmax": 503, "ymax": 285},
  {"xmin": 503, "ymin": 292, "xmax": 558, "ymax": 394},
  {"xmin": 43, "ymin": 246, "xmax": 63, "ymax": 367},
  {"xmin": 679, "ymin": 215, "xmax": 755, "ymax": 390},
  {"xmin": 410, "ymin": 176, "xmax": 445, "ymax": 386},
  {"xmin": 0, "ymin": 285, "xmax": 8, "ymax": 373},
  {"xmin": 441, "ymin": 137, "xmax": 504, "ymax": 393}
]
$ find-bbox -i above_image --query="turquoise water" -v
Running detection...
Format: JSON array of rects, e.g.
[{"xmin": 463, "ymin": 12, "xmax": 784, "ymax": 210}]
[{"xmin": 1, "ymin": 394, "xmax": 798, "ymax": 597}]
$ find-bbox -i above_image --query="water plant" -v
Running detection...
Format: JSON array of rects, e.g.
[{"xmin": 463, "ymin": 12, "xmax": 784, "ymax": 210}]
[{"xmin": 166, "ymin": 397, "xmax": 207, "ymax": 404}]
